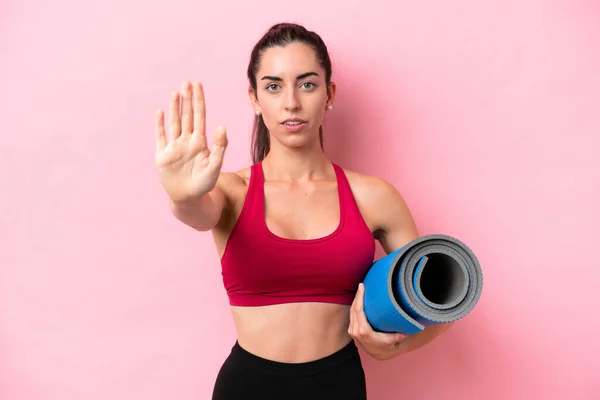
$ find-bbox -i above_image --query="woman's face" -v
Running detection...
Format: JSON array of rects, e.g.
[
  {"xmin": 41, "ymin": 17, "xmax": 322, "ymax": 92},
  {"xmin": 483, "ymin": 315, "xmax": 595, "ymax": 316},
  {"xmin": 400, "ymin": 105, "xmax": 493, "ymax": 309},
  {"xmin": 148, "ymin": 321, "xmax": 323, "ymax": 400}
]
[{"xmin": 250, "ymin": 42, "xmax": 335, "ymax": 149}]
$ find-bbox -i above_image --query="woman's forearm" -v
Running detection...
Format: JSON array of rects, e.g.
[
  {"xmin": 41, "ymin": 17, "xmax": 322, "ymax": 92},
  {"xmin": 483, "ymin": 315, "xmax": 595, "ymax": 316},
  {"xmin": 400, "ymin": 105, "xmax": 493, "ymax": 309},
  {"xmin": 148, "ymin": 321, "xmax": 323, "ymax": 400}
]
[{"xmin": 169, "ymin": 188, "xmax": 225, "ymax": 231}]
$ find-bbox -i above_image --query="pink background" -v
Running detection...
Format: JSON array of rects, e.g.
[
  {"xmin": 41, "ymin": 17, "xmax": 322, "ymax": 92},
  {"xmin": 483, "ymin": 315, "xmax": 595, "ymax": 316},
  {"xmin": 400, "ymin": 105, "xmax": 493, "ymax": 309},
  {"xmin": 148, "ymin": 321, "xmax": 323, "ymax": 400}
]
[{"xmin": 2, "ymin": 0, "xmax": 599, "ymax": 399}]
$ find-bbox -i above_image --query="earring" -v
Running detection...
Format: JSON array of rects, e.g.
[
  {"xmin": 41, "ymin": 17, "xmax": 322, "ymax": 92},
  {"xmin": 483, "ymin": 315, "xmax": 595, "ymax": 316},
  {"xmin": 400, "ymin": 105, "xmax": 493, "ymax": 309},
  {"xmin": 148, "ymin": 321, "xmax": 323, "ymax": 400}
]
[
  {"xmin": 327, "ymin": 105, "xmax": 333, "ymax": 111},
  {"xmin": 255, "ymin": 110, "xmax": 261, "ymax": 115}
]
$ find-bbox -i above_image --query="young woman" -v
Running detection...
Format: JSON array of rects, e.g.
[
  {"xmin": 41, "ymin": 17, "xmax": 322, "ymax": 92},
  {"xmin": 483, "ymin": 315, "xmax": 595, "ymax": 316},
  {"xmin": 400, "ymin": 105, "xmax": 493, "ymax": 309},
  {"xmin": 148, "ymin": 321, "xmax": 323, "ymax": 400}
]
[{"xmin": 154, "ymin": 22, "xmax": 453, "ymax": 400}]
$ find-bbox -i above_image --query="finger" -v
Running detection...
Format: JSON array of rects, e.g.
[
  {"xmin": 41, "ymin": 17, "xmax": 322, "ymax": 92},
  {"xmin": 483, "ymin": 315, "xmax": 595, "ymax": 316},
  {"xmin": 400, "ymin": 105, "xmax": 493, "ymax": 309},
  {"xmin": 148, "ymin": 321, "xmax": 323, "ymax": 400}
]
[
  {"xmin": 348, "ymin": 287, "xmax": 359, "ymax": 337},
  {"xmin": 155, "ymin": 109, "xmax": 166, "ymax": 151},
  {"xmin": 169, "ymin": 91, "xmax": 181, "ymax": 140},
  {"xmin": 180, "ymin": 81, "xmax": 193, "ymax": 135},
  {"xmin": 208, "ymin": 125, "xmax": 228, "ymax": 168},
  {"xmin": 356, "ymin": 283, "xmax": 364, "ymax": 309},
  {"xmin": 387, "ymin": 332, "xmax": 408, "ymax": 346},
  {"xmin": 355, "ymin": 284, "xmax": 374, "ymax": 334},
  {"xmin": 395, "ymin": 332, "xmax": 408, "ymax": 342},
  {"xmin": 193, "ymin": 82, "xmax": 207, "ymax": 149}
]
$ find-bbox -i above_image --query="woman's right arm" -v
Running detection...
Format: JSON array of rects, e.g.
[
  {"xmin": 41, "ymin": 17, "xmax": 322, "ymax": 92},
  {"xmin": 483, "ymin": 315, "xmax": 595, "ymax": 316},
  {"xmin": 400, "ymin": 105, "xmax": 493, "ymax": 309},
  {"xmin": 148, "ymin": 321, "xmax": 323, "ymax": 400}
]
[
  {"xmin": 155, "ymin": 80, "xmax": 229, "ymax": 231},
  {"xmin": 168, "ymin": 178, "xmax": 226, "ymax": 232}
]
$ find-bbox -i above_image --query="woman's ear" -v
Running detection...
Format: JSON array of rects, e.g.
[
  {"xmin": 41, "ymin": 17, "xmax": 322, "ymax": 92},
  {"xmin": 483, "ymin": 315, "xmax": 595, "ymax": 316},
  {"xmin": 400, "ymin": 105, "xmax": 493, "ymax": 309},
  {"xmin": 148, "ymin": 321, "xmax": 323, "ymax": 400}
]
[
  {"xmin": 248, "ymin": 87, "xmax": 260, "ymax": 113},
  {"xmin": 327, "ymin": 81, "xmax": 337, "ymax": 108}
]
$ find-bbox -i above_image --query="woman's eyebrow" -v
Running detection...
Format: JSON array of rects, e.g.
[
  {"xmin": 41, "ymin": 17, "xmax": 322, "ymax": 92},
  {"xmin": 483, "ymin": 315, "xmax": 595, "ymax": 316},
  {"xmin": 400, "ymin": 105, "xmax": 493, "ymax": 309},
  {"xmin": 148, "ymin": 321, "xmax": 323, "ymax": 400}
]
[{"xmin": 261, "ymin": 72, "xmax": 319, "ymax": 81}]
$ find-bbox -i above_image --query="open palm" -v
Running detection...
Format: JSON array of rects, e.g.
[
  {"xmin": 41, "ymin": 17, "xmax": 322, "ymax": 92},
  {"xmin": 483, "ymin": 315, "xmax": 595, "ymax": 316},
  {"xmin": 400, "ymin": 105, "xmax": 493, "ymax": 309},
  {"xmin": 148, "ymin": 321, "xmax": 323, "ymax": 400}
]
[{"xmin": 155, "ymin": 81, "xmax": 228, "ymax": 203}]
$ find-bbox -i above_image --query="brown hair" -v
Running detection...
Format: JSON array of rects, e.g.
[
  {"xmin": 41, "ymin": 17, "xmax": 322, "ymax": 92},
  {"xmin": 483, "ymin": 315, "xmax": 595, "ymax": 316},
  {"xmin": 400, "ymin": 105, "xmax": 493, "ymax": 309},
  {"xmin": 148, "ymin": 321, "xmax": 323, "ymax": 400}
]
[{"xmin": 247, "ymin": 23, "xmax": 333, "ymax": 164}]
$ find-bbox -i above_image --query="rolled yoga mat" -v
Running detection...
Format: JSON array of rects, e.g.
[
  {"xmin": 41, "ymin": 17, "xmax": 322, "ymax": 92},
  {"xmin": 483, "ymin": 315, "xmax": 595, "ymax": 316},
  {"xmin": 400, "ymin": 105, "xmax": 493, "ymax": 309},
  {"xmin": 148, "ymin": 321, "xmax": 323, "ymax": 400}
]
[{"xmin": 362, "ymin": 234, "xmax": 483, "ymax": 334}]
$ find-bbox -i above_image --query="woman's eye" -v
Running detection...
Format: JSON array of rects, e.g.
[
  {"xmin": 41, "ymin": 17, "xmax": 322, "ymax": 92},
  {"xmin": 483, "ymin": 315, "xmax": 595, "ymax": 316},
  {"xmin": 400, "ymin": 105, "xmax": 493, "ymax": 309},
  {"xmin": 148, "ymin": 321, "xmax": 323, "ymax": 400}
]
[{"xmin": 266, "ymin": 82, "xmax": 315, "ymax": 91}]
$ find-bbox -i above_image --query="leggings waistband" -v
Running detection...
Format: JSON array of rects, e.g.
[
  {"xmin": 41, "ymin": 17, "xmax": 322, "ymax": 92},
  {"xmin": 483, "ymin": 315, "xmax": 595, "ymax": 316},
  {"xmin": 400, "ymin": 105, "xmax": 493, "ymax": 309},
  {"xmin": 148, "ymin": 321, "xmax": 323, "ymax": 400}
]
[{"xmin": 229, "ymin": 339, "xmax": 360, "ymax": 378}]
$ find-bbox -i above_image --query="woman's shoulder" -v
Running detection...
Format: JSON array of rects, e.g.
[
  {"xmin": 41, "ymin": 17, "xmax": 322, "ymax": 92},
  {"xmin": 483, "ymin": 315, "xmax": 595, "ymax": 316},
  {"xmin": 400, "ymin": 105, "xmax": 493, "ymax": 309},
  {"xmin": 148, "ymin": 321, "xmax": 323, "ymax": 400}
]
[
  {"xmin": 215, "ymin": 164, "xmax": 266, "ymax": 214},
  {"xmin": 212, "ymin": 166, "xmax": 253, "ymax": 233},
  {"xmin": 339, "ymin": 166, "xmax": 414, "ymax": 232},
  {"xmin": 338, "ymin": 166, "xmax": 399, "ymax": 199},
  {"xmin": 219, "ymin": 167, "xmax": 251, "ymax": 184},
  {"xmin": 341, "ymin": 166, "xmax": 419, "ymax": 251},
  {"xmin": 216, "ymin": 166, "xmax": 252, "ymax": 197}
]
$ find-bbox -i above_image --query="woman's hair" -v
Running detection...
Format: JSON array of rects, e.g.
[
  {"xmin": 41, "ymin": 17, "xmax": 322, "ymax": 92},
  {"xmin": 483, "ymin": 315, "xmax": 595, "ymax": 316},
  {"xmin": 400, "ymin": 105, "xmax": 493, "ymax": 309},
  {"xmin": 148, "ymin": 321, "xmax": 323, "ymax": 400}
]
[{"xmin": 247, "ymin": 23, "xmax": 333, "ymax": 164}]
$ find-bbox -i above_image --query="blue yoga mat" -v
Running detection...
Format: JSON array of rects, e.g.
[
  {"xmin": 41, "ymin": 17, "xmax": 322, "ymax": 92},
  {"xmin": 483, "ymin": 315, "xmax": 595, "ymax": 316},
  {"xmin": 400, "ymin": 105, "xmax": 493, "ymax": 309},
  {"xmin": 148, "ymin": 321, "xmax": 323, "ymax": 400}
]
[{"xmin": 362, "ymin": 234, "xmax": 483, "ymax": 334}]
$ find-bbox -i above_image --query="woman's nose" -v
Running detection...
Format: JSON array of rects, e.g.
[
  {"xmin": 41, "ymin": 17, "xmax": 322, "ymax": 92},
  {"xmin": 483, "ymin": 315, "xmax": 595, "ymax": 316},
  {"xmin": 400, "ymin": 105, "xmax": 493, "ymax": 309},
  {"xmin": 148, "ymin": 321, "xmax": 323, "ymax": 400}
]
[{"xmin": 284, "ymin": 90, "xmax": 301, "ymax": 110}]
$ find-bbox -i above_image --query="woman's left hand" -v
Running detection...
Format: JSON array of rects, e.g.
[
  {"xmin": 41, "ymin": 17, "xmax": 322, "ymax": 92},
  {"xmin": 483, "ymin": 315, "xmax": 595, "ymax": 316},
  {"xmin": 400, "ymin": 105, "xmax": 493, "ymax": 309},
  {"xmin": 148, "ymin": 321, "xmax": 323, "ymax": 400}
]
[{"xmin": 348, "ymin": 283, "xmax": 409, "ymax": 361}]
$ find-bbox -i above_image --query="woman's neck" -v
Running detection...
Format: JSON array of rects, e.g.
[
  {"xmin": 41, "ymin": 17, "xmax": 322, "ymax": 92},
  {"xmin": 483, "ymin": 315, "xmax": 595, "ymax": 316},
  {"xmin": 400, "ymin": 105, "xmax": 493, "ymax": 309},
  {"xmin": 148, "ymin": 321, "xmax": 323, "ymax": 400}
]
[{"xmin": 261, "ymin": 140, "xmax": 331, "ymax": 183}]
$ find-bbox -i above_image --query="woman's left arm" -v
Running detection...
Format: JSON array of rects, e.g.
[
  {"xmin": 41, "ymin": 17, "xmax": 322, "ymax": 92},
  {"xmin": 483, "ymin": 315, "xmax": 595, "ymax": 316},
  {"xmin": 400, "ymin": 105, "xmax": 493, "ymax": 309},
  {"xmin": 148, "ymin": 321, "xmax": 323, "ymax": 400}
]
[{"xmin": 348, "ymin": 176, "xmax": 454, "ymax": 360}]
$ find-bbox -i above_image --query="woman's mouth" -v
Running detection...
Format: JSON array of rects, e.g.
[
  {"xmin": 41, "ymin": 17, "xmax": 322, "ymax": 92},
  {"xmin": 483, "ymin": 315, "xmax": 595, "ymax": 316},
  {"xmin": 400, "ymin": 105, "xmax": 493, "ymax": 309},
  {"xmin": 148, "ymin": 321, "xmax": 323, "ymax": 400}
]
[{"xmin": 282, "ymin": 119, "xmax": 307, "ymax": 132}]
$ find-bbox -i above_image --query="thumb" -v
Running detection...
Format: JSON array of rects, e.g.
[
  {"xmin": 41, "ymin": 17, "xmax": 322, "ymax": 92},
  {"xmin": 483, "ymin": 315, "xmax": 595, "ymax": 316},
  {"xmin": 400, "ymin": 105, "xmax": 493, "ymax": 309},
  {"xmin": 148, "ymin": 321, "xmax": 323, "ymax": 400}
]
[
  {"xmin": 209, "ymin": 125, "xmax": 228, "ymax": 164},
  {"xmin": 395, "ymin": 332, "xmax": 409, "ymax": 341}
]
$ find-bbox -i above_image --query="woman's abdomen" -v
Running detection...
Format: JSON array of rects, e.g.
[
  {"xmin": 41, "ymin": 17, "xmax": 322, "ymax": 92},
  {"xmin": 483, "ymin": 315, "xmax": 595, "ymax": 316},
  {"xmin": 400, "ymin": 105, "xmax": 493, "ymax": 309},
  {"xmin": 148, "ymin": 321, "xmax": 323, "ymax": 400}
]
[{"xmin": 230, "ymin": 302, "xmax": 353, "ymax": 363}]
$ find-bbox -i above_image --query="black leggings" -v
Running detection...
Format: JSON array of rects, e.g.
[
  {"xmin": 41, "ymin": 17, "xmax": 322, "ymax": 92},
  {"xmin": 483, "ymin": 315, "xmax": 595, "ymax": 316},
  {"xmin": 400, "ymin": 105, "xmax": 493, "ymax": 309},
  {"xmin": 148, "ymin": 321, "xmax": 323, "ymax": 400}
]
[{"xmin": 212, "ymin": 340, "xmax": 367, "ymax": 399}]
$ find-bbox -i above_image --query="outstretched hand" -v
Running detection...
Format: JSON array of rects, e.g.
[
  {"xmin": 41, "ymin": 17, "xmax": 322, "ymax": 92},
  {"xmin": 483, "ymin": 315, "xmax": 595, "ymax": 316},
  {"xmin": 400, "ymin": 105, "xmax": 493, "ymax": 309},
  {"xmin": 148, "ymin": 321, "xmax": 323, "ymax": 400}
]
[{"xmin": 155, "ymin": 81, "xmax": 228, "ymax": 204}]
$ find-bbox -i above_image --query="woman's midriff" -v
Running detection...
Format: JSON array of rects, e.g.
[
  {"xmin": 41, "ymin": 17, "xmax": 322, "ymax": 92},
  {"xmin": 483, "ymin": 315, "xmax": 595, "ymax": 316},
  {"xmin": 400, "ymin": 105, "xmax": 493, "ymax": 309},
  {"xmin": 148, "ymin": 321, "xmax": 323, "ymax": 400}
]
[{"xmin": 230, "ymin": 302, "xmax": 354, "ymax": 363}]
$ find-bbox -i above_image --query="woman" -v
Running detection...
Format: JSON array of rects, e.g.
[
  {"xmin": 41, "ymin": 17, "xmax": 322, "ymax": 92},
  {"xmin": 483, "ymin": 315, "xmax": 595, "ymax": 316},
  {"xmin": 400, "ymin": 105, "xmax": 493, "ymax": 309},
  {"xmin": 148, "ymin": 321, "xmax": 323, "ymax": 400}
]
[{"xmin": 154, "ymin": 22, "xmax": 453, "ymax": 400}]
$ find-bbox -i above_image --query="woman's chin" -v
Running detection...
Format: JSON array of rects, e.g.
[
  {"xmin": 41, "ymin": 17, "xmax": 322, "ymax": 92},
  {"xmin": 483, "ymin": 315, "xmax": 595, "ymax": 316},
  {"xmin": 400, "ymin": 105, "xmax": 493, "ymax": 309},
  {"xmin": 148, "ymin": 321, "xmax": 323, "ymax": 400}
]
[{"xmin": 276, "ymin": 132, "xmax": 319, "ymax": 149}]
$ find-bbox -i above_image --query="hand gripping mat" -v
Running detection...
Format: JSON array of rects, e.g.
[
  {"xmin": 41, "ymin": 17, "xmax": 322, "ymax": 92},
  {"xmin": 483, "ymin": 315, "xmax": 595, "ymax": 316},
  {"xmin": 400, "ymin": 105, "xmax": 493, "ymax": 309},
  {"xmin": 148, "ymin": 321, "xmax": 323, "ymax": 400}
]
[{"xmin": 362, "ymin": 234, "xmax": 483, "ymax": 334}]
